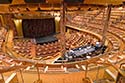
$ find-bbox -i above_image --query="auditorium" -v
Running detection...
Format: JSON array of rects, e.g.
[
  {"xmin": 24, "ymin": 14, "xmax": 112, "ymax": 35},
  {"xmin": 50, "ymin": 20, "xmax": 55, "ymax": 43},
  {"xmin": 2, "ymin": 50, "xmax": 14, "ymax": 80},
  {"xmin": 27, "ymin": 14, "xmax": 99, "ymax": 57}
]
[{"xmin": 0, "ymin": 0, "xmax": 125, "ymax": 83}]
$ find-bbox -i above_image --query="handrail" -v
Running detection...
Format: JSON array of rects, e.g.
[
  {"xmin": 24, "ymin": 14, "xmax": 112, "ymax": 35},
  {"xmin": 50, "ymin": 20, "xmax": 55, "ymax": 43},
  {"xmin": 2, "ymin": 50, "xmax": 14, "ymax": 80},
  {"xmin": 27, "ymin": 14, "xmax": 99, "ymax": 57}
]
[
  {"xmin": 66, "ymin": 24, "xmax": 102, "ymax": 40},
  {"xmin": 0, "ymin": 56, "xmax": 122, "ymax": 73},
  {"xmin": 4, "ymin": 27, "xmax": 112, "ymax": 66},
  {"xmin": 3, "ymin": 26, "xmax": 123, "ymax": 71},
  {"xmin": 120, "ymin": 62, "xmax": 125, "ymax": 69},
  {"xmin": 1, "ymin": 22, "xmax": 124, "ymax": 83}
]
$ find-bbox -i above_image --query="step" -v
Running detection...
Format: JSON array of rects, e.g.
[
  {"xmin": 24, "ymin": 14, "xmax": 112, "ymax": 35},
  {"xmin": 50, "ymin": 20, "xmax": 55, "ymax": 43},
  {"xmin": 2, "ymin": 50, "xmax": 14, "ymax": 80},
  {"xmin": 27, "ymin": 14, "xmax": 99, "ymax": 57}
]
[
  {"xmin": 94, "ymin": 79, "xmax": 115, "ymax": 83},
  {"xmin": 104, "ymin": 69, "xmax": 117, "ymax": 81}
]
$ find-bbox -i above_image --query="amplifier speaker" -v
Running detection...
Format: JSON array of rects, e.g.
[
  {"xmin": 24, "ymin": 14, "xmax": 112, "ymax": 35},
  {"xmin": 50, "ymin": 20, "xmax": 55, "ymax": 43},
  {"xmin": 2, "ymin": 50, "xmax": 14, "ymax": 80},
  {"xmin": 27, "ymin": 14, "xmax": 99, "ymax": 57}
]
[
  {"xmin": 24, "ymin": 0, "xmax": 46, "ymax": 3},
  {"xmin": 64, "ymin": 0, "xmax": 84, "ymax": 3},
  {"xmin": 0, "ymin": 0, "xmax": 12, "ymax": 4}
]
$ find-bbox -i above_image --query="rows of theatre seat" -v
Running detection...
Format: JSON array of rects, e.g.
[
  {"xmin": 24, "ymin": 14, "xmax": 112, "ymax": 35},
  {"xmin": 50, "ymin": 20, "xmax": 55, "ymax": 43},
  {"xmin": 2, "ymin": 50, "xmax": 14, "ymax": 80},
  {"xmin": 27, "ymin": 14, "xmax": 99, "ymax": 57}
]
[
  {"xmin": 36, "ymin": 42, "xmax": 61, "ymax": 57},
  {"xmin": 0, "ymin": 28, "xmax": 22, "ymax": 68},
  {"xmin": 11, "ymin": 8, "xmax": 125, "ymax": 63},
  {"xmin": 9, "ymin": 8, "xmax": 125, "ymax": 63},
  {"xmin": 12, "ymin": 39, "xmax": 61, "ymax": 59},
  {"xmin": 65, "ymin": 30, "xmax": 98, "ymax": 49},
  {"xmin": 13, "ymin": 39, "xmax": 33, "ymax": 58},
  {"xmin": 0, "ymin": 28, "xmax": 7, "ymax": 51},
  {"xmin": 69, "ymin": 10, "xmax": 103, "ymax": 26},
  {"xmin": 12, "ymin": 30, "xmax": 99, "ymax": 60},
  {"xmin": 0, "ymin": 8, "xmax": 125, "ymax": 83},
  {"xmin": 67, "ymin": 8, "xmax": 125, "ymax": 63},
  {"xmin": 0, "ymin": 52, "xmax": 20, "ymax": 66}
]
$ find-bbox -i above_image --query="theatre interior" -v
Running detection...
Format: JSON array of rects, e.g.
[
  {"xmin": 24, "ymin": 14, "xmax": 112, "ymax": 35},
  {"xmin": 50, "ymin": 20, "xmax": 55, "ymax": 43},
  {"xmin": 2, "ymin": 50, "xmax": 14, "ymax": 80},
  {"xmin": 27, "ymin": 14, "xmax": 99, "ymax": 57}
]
[{"xmin": 0, "ymin": 0, "xmax": 125, "ymax": 83}]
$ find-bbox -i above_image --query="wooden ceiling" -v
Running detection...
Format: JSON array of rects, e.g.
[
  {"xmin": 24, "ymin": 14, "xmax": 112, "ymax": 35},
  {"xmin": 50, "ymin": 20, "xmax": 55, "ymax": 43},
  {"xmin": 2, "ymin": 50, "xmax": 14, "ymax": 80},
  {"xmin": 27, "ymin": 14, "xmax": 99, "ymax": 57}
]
[
  {"xmin": 0, "ymin": 0, "xmax": 123, "ymax": 14},
  {"xmin": 0, "ymin": 0, "xmax": 122, "ymax": 5},
  {"xmin": 9, "ymin": 0, "xmax": 123, "ymax": 5}
]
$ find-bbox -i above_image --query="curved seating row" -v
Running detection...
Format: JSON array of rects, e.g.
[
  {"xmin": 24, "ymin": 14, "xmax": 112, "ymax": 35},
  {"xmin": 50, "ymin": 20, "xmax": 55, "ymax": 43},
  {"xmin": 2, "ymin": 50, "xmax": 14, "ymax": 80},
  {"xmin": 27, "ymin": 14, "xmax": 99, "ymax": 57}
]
[
  {"xmin": 67, "ymin": 8, "xmax": 125, "ymax": 65},
  {"xmin": 12, "ymin": 30, "xmax": 99, "ymax": 61}
]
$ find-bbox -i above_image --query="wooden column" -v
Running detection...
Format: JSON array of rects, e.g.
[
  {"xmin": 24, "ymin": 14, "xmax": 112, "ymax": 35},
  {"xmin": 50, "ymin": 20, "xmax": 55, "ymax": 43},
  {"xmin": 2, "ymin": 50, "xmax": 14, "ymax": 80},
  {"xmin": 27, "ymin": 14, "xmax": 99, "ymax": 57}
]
[
  {"xmin": 36, "ymin": 66, "xmax": 40, "ymax": 81},
  {"xmin": 20, "ymin": 69, "xmax": 24, "ymax": 83},
  {"xmin": 102, "ymin": 8, "xmax": 106, "ymax": 24},
  {"xmin": 102, "ymin": 5, "xmax": 112, "ymax": 44},
  {"xmin": 60, "ymin": 1, "xmax": 66, "ymax": 56},
  {"xmin": 85, "ymin": 63, "xmax": 88, "ymax": 78},
  {"xmin": 0, "ymin": 73, "xmax": 5, "ymax": 83}
]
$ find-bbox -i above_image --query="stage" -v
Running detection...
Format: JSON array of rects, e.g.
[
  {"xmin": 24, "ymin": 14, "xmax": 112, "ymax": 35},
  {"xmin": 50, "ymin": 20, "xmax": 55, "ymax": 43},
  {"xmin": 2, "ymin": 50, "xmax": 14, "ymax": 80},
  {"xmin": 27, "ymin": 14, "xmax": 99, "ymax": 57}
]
[{"xmin": 35, "ymin": 34, "xmax": 58, "ymax": 44}]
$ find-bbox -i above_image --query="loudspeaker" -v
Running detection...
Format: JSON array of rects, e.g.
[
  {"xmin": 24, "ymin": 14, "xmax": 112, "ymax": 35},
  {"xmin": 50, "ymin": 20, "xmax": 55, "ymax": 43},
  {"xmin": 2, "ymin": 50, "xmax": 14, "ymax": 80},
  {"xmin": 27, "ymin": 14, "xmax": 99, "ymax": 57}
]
[
  {"xmin": 24, "ymin": 0, "xmax": 46, "ymax": 3},
  {"xmin": 0, "ymin": 0, "xmax": 12, "ymax": 4},
  {"xmin": 64, "ymin": 0, "xmax": 84, "ymax": 3}
]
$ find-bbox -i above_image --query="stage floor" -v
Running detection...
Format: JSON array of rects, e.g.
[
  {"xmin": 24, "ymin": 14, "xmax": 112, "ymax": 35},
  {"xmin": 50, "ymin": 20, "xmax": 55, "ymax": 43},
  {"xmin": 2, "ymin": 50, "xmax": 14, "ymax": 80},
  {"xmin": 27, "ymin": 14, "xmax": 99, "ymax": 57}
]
[{"xmin": 35, "ymin": 35, "xmax": 58, "ymax": 44}]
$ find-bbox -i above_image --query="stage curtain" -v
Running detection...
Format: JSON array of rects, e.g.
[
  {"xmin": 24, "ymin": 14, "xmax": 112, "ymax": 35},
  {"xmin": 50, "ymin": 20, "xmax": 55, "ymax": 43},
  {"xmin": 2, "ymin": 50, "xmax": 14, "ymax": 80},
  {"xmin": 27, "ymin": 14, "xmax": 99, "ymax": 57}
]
[{"xmin": 22, "ymin": 18, "xmax": 55, "ymax": 38}]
